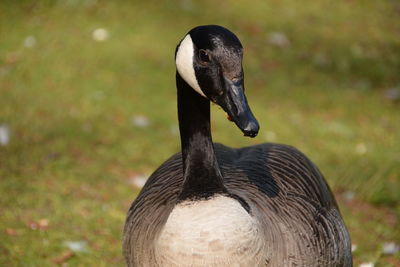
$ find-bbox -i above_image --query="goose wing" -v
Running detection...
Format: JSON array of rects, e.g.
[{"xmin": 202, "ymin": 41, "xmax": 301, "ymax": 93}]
[
  {"xmin": 215, "ymin": 143, "xmax": 352, "ymax": 266},
  {"xmin": 123, "ymin": 153, "xmax": 184, "ymax": 266}
]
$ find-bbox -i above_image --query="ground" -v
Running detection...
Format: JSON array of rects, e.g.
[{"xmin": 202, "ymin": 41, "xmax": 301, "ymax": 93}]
[{"xmin": 0, "ymin": 1, "xmax": 399, "ymax": 266}]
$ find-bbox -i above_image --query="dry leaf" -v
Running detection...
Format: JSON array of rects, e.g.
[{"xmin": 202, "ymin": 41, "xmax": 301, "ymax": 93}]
[
  {"xmin": 38, "ymin": 219, "xmax": 49, "ymax": 230},
  {"xmin": 27, "ymin": 221, "xmax": 38, "ymax": 230},
  {"xmin": 52, "ymin": 250, "xmax": 74, "ymax": 264},
  {"xmin": 6, "ymin": 228, "xmax": 18, "ymax": 236}
]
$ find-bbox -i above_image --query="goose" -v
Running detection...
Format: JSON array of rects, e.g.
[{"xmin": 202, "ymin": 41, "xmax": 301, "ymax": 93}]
[{"xmin": 123, "ymin": 25, "xmax": 352, "ymax": 267}]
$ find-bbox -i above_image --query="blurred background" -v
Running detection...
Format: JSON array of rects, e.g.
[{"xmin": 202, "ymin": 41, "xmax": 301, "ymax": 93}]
[{"xmin": 1, "ymin": 0, "xmax": 399, "ymax": 266}]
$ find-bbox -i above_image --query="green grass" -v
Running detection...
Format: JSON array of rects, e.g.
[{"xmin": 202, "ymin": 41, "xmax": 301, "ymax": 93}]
[{"xmin": 1, "ymin": 0, "xmax": 399, "ymax": 266}]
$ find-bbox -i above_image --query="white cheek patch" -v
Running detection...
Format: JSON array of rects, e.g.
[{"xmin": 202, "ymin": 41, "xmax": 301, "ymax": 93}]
[{"xmin": 175, "ymin": 34, "xmax": 207, "ymax": 98}]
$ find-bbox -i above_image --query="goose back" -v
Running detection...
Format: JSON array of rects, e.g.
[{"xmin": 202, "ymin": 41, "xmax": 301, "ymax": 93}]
[{"xmin": 123, "ymin": 143, "xmax": 352, "ymax": 266}]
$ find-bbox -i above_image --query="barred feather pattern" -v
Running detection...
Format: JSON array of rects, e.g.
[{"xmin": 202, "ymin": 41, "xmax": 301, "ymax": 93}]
[{"xmin": 123, "ymin": 143, "xmax": 352, "ymax": 267}]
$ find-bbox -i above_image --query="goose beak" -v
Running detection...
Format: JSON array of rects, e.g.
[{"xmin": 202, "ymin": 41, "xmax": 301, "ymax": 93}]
[{"xmin": 216, "ymin": 77, "xmax": 259, "ymax": 138}]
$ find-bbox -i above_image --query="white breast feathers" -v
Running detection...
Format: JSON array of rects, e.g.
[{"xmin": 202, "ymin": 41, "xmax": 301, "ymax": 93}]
[{"xmin": 155, "ymin": 195, "xmax": 266, "ymax": 267}]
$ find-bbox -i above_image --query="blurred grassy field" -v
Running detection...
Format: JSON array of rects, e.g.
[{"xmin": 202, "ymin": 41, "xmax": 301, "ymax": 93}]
[{"xmin": 1, "ymin": 0, "xmax": 399, "ymax": 266}]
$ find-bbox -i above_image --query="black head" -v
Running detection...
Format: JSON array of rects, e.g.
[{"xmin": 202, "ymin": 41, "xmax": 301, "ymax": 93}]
[{"xmin": 175, "ymin": 25, "xmax": 259, "ymax": 138}]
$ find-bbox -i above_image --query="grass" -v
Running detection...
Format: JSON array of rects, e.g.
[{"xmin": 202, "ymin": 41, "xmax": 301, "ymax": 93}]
[{"xmin": 1, "ymin": 0, "xmax": 399, "ymax": 266}]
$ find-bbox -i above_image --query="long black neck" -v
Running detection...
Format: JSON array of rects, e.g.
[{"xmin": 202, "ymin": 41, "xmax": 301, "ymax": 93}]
[{"xmin": 176, "ymin": 72, "xmax": 227, "ymax": 201}]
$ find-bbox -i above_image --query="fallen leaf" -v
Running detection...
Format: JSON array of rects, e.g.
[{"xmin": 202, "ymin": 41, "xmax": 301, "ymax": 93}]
[
  {"xmin": 359, "ymin": 262, "xmax": 374, "ymax": 267},
  {"xmin": 132, "ymin": 115, "xmax": 150, "ymax": 128},
  {"xmin": 92, "ymin": 28, "xmax": 109, "ymax": 42},
  {"xmin": 383, "ymin": 87, "xmax": 400, "ymax": 101},
  {"xmin": 27, "ymin": 219, "xmax": 49, "ymax": 230},
  {"xmin": 27, "ymin": 221, "xmax": 38, "ymax": 230},
  {"xmin": 63, "ymin": 240, "xmax": 89, "ymax": 253},
  {"xmin": 5, "ymin": 228, "xmax": 18, "ymax": 236},
  {"xmin": 23, "ymin": 35, "xmax": 36, "ymax": 48},
  {"xmin": 267, "ymin": 32, "xmax": 290, "ymax": 47},
  {"xmin": 52, "ymin": 250, "xmax": 74, "ymax": 264},
  {"xmin": 38, "ymin": 218, "xmax": 49, "ymax": 230},
  {"xmin": 343, "ymin": 191, "xmax": 355, "ymax": 201},
  {"xmin": 382, "ymin": 242, "xmax": 399, "ymax": 255},
  {"xmin": 0, "ymin": 124, "xmax": 10, "ymax": 146},
  {"xmin": 355, "ymin": 143, "xmax": 367, "ymax": 155}
]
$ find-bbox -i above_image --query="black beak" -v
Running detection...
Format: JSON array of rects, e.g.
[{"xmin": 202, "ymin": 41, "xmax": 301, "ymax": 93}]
[{"xmin": 215, "ymin": 77, "xmax": 259, "ymax": 138}]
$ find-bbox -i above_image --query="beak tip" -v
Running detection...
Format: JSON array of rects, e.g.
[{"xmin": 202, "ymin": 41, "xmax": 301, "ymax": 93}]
[
  {"xmin": 244, "ymin": 132, "xmax": 257, "ymax": 138},
  {"xmin": 243, "ymin": 130, "xmax": 258, "ymax": 138},
  {"xmin": 242, "ymin": 121, "xmax": 259, "ymax": 138}
]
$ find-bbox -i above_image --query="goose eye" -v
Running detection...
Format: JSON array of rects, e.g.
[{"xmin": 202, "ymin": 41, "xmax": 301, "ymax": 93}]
[{"xmin": 199, "ymin": 49, "xmax": 210, "ymax": 63}]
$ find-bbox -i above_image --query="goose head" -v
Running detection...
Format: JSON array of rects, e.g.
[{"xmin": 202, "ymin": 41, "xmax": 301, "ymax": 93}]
[{"xmin": 175, "ymin": 25, "xmax": 260, "ymax": 138}]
